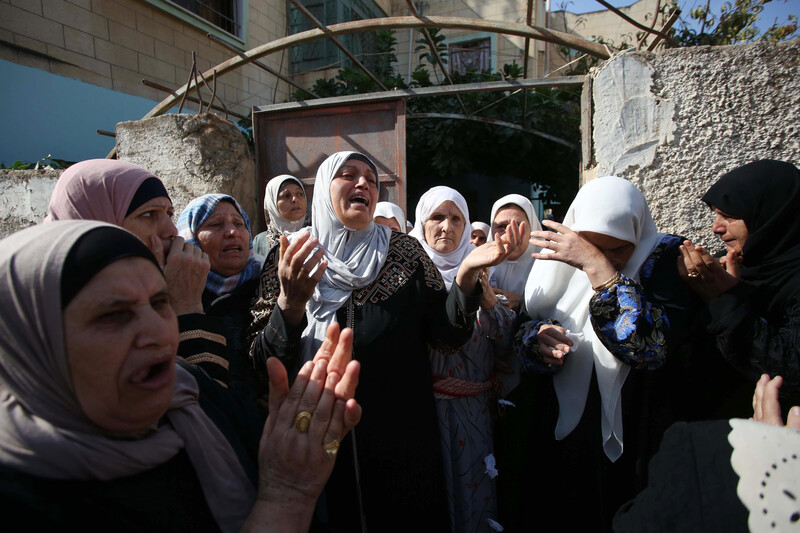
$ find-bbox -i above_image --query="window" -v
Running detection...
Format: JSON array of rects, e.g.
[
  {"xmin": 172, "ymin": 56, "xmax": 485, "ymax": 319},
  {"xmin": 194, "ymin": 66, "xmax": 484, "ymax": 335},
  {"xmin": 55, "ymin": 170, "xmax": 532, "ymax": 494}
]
[
  {"xmin": 171, "ymin": 0, "xmax": 240, "ymax": 36},
  {"xmin": 288, "ymin": 0, "xmax": 386, "ymax": 73},
  {"xmin": 449, "ymin": 38, "xmax": 491, "ymax": 76}
]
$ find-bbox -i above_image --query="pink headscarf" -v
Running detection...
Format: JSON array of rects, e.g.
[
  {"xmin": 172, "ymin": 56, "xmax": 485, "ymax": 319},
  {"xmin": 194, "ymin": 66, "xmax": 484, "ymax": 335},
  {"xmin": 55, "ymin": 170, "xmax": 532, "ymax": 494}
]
[{"xmin": 45, "ymin": 159, "xmax": 160, "ymax": 224}]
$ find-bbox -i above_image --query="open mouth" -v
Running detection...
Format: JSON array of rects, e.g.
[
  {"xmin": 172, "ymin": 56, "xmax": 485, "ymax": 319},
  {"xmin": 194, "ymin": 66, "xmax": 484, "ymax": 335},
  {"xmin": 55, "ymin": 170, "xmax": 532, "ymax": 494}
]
[
  {"xmin": 130, "ymin": 359, "xmax": 172, "ymax": 388},
  {"xmin": 350, "ymin": 195, "xmax": 369, "ymax": 207},
  {"xmin": 223, "ymin": 245, "xmax": 243, "ymax": 253}
]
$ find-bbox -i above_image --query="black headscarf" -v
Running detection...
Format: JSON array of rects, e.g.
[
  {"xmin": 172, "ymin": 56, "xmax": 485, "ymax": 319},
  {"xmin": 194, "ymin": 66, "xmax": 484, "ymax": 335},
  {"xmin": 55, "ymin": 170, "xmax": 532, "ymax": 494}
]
[{"xmin": 702, "ymin": 159, "xmax": 800, "ymax": 315}]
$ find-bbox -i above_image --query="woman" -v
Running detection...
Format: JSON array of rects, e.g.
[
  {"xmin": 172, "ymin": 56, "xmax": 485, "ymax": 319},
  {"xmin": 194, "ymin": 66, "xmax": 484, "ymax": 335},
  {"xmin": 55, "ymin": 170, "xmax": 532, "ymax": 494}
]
[
  {"xmin": 247, "ymin": 152, "xmax": 509, "ymax": 532},
  {"xmin": 410, "ymin": 186, "xmax": 524, "ymax": 533},
  {"xmin": 44, "ymin": 159, "xmax": 230, "ymax": 384},
  {"xmin": 178, "ymin": 194, "xmax": 265, "ymax": 402},
  {"xmin": 253, "ymin": 174, "xmax": 308, "ymax": 256},
  {"xmin": 514, "ymin": 176, "xmax": 703, "ymax": 532},
  {"xmin": 680, "ymin": 160, "xmax": 800, "ymax": 405},
  {"xmin": 0, "ymin": 220, "xmax": 361, "ymax": 532},
  {"xmin": 470, "ymin": 221, "xmax": 490, "ymax": 246},
  {"xmin": 373, "ymin": 201, "xmax": 406, "ymax": 233}
]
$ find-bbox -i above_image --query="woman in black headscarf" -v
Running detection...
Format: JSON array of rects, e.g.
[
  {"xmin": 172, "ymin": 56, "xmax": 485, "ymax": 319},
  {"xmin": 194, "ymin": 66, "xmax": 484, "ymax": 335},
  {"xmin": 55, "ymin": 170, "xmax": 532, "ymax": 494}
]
[{"xmin": 680, "ymin": 159, "xmax": 800, "ymax": 404}]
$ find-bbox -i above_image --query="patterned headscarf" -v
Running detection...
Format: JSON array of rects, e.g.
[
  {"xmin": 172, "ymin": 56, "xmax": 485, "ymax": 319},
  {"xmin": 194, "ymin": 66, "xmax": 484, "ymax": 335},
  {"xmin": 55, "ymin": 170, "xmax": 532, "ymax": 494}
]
[{"xmin": 177, "ymin": 194, "xmax": 262, "ymax": 296}]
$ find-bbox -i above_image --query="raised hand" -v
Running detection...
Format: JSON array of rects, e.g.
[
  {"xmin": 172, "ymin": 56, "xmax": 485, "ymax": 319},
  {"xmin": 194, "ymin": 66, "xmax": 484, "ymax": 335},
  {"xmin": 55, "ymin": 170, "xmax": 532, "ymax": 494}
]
[
  {"xmin": 153, "ymin": 235, "xmax": 209, "ymax": 315},
  {"xmin": 456, "ymin": 220, "xmax": 527, "ymax": 294},
  {"xmin": 678, "ymin": 240, "xmax": 740, "ymax": 303},
  {"xmin": 752, "ymin": 374, "xmax": 800, "ymax": 430},
  {"xmin": 276, "ymin": 232, "xmax": 328, "ymax": 326}
]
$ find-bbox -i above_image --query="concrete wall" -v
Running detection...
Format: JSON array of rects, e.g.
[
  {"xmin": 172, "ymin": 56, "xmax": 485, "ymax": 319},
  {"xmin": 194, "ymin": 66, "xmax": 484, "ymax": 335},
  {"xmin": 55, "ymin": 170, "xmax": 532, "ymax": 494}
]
[
  {"xmin": 0, "ymin": 169, "xmax": 59, "ymax": 239},
  {"xmin": 587, "ymin": 38, "xmax": 800, "ymax": 252}
]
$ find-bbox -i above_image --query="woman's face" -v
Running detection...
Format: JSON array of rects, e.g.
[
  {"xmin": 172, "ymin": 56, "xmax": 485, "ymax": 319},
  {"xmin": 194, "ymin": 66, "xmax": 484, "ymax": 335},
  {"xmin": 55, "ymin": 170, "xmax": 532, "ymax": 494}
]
[
  {"xmin": 581, "ymin": 231, "xmax": 636, "ymax": 271},
  {"xmin": 470, "ymin": 229, "xmax": 487, "ymax": 246},
  {"xmin": 424, "ymin": 201, "xmax": 466, "ymax": 254},
  {"xmin": 122, "ymin": 196, "xmax": 177, "ymax": 256},
  {"xmin": 374, "ymin": 216, "xmax": 403, "ymax": 233},
  {"xmin": 330, "ymin": 159, "xmax": 379, "ymax": 230},
  {"xmin": 63, "ymin": 257, "xmax": 178, "ymax": 433},
  {"xmin": 196, "ymin": 201, "xmax": 250, "ymax": 276},
  {"xmin": 492, "ymin": 205, "xmax": 530, "ymax": 260},
  {"xmin": 276, "ymin": 183, "xmax": 307, "ymax": 222},
  {"xmin": 711, "ymin": 206, "xmax": 749, "ymax": 255}
]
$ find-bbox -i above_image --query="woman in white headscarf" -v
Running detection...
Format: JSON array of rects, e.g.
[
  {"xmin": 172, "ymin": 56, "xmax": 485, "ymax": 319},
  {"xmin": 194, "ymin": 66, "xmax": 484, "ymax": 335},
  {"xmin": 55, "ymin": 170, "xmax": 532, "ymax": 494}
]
[
  {"xmin": 513, "ymin": 176, "xmax": 702, "ymax": 532},
  {"xmin": 247, "ymin": 153, "xmax": 507, "ymax": 533},
  {"xmin": 253, "ymin": 174, "xmax": 308, "ymax": 256},
  {"xmin": 410, "ymin": 186, "xmax": 525, "ymax": 533},
  {"xmin": 373, "ymin": 201, "xmax": 406, "ymax": 233}
]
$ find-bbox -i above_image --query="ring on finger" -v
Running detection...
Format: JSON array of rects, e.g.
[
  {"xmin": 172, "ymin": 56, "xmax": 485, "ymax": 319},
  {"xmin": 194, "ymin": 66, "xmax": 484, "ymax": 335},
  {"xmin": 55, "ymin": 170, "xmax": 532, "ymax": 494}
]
[
  {"xmin": 294, "ymin": 411, "xmax": 312, "ymax": 433},
  {"xmin": 687, "ymin": 269, "xmax": 700, "ymax": 278},
  {"xmin": 324, "ymin": 439, "xmax": 340, "ymax": 459}
]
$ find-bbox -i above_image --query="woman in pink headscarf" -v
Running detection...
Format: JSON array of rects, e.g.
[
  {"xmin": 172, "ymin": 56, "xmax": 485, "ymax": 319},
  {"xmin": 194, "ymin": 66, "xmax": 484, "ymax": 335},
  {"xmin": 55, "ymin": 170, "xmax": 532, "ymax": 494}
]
[{"xmin": 46, "ymin": 159, "xmax": 229, "ymax": 386}]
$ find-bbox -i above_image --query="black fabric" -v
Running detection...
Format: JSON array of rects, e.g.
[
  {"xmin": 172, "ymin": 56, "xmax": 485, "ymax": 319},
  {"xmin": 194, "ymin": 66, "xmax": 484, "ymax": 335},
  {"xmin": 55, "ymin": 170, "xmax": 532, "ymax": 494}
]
[
  {"xmin": 613, "ymin": 420, "xmax": 749, "ymax": 533},
  {"xmin": 202, "ymin": 278, "xmax": 264, "ymax": 404},
  {"xmin": 125, "ymin": 177, "xmax": 170, "ymax": 217},
  {"xmin": 60, "ymin": 226, "xmax": 159, "ymax": 308},
  {"xmin": 0, "ymin": 363, "xmax": 262, "ymax": 531},
  {"xmin": 702, "ymin": 159, "xmax": 800, "ymax": 316}
]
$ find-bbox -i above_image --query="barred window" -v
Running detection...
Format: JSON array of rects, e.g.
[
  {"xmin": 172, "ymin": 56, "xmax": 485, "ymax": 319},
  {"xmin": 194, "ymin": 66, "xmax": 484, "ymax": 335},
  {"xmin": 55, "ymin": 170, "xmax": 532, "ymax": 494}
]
[{"xmin": 449, "ymin": 38, "xmax": 491, "ymax": 75}]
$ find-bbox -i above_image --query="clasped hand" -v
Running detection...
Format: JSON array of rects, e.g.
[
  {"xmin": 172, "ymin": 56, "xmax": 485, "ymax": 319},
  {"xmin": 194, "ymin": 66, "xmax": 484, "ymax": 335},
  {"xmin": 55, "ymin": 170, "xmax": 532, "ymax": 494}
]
[{"xmin": 678, "ymin": 240, "xmax": 740, "ymax": 303}]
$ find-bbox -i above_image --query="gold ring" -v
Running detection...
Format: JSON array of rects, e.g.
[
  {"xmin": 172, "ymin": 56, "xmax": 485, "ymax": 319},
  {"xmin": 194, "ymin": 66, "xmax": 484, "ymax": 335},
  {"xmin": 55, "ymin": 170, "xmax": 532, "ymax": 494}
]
[
  {"xmin": 687, "ymin": 270, "xmax": 700, "ymax": 278},
  {"xmin": 294, "ymin": 411, "xmax": 312, "ymax": 433},
  {"xmin": 324, "ymin": 439, "xmax": 340, "ymax": 459}
]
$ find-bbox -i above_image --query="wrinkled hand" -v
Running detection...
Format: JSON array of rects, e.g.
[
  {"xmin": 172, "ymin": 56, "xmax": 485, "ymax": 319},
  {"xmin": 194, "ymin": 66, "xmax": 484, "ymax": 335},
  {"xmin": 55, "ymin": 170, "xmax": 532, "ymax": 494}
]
[
  {"xmin": 456, "ymin": 220, "xmax": 527, "ymax": 294},
  {"xmin": 752, "ymin": 374, "xmax": 800, "ymax": 430},
  {"xmin": 492, "ymin": 287, "xmax": 522, "ymax": 311},
  {"xmin": 530, "ymin": 220, "xmax": 616, "ymax": 288},
  {"xmin": 277, "ymin": 232, "xmax": 328, "ymax": 326},
  {"xmin": 536, "ymin": 324, "xmax": 573, "ymax": 366},
  {"xmin": 478, "ymin": 269, "xmax": 497, "ymax": 310},
  {"xmin": 678, "ymin": 240, "xmax": 740, "ymax": 303},
  {"xmin": 248, "ymin": 324, "xmax": 361, "ymax": 531},
  {"xmin": 153, "ymin": 235, "xmax": 209, "ymax": 315}
]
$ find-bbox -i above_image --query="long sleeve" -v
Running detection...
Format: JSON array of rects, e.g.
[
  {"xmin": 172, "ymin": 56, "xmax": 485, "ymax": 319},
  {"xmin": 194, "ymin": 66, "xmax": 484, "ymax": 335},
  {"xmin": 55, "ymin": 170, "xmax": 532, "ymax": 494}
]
[
  {"xmin": 514, "ymin": 317, "xmax": 562, "ymax": 374},
  {"xmin": 708, "ymin": 282, "xmax": 800, "ymax": 399},
  {"xmin": 177, "ymin": 313, "xmax": 229, "ymax": 387}
]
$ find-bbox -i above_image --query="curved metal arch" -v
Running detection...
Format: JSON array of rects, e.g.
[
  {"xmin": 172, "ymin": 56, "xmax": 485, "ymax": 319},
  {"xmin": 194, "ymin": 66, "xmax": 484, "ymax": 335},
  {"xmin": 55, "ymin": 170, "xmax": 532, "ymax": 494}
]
[{"xmin": 141, "ymin": 16, "xmax": 609, "ymax": 121}]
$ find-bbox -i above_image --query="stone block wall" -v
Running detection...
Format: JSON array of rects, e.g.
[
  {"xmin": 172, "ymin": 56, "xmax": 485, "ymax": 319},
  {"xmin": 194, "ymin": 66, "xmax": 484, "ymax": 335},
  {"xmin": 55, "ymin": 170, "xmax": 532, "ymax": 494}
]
[{"xmin": 588, "ymin": 38, "xmax": 800, "ymax": 252}]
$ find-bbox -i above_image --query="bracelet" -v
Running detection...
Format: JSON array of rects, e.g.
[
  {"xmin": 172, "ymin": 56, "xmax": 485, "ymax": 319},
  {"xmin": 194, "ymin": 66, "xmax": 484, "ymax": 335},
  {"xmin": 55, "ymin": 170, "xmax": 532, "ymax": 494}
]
[{"xmin": 592, "ymin": 271, "xmax": 620, "ymax": 292}]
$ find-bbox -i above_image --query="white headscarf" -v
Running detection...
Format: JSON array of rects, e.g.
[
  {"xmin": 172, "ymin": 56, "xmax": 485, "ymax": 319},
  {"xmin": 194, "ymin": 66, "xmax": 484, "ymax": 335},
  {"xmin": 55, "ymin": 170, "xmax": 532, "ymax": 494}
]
[
  {"xmin": 522, "ymin": 176, "xmax": 663, "ymax": 461},
  {"xmin": 298, "ymin": 152, "xmax": 391, "ymax": 361},
  {"xmin": 488, "ymin": 194, "xmax": 542, "ymax": 295},
  {"xmin": 470, "ymin": 221, "xmax": 490, "ymax": 239},
  {"xmin": 409, "ymin": 186, "xmax": 474, "ymax": 290},
  {"xmin": 373, "ymin": 201, "xmax": 406, "ymax": 231},
  {"xmin": 264, "ymin": 174, "xmax": 307, "ymax": 235}
]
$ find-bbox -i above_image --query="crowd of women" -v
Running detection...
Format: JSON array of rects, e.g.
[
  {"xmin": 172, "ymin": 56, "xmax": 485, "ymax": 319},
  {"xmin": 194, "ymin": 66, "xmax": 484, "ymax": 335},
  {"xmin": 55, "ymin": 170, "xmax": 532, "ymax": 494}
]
[{"xmin": 0, "ymin": 152, "xmax": 797, "ymax": 532}]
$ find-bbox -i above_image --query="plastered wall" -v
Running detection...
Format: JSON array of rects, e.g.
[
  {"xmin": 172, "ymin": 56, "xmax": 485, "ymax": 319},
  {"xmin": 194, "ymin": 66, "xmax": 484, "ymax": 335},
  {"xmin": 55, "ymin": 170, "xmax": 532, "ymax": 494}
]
[{"xmin": 587, "ymin": 38, "xmax": 800, "ymax": 252}]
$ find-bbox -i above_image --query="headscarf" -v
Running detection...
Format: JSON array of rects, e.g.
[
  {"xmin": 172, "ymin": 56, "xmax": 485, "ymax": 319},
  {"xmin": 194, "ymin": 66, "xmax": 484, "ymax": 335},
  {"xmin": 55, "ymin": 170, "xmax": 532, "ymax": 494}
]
[
  {"xmin": 264, "ymin": 174, "xmax": 308, "ymax": 235},
  {"xmin": 298, "ymin": 152, "xmax": 390, "ymax": 361},
  {"xmin": 409, "ymin": 186, "xmax": 474, "ymax": 290},
  {"xmin": 523, "ymin": 176, "xmax": 663, "ymax": 461},
  {"xmin": 45, "ymin": 159, "xmax": 169, "ymax": 224},
  {"xmin": 488, "ymin": 194, "xmax": 543, "ymax": 295},
  {"xmin": 470, "ymin": 221, "xmax": 490, "ymax": 239},
  {"xmin": 701, "ymin": 160, "xmax": 800, "ymax": 315},
  {"xmin": 0, "ymin": 221, "xmax": 255, "ymax": 531},
  {"xmin": 373, "ymin": 201, "xmax": 406, "ymax": 231},
  {"xmin": 177, "ymin": 194, "xmax": 263, "ymax": 297}
]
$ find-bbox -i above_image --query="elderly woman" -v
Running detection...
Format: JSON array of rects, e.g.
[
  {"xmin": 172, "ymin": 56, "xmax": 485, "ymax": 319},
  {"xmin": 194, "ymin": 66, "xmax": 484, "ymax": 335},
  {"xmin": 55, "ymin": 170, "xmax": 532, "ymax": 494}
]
[
  {"xmin": 0, "ymin": 220, "xmax": 361, "ymax": 531},
  {"xmin": 410, "ymin": 186, "xmax": 524, "ymax": 533},
  {"xmin": 247, "ymin": 152, "xmax": 511, "ymax": 532},
  {"xmin": 253, "ymin": 174, "xmax": 308, "ymax": 256},
  {"xmin": 373, "ymin": 201, "xmax": 406, "ymax": 233},
  {"xmin": 514, "ymin": 176, "xmax": 703, "ymax": 532},
  {"xmin": 44, "ymin": 159, "xmax": 230, "ymax": 384},
  {"xmin": 680, "ymin": 160, "xmax": 800, "ymax": 405},
  {"xmin": 178, "ymin": 194, "xmax": 265, "ymax": 402}
]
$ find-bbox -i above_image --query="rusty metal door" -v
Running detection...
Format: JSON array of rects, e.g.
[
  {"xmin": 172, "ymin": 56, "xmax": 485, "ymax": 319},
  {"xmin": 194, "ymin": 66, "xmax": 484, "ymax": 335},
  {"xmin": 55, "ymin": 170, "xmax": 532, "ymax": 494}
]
[{"xmin": 253, "ymin": 99, "xmax": 406, "ymax": 230}]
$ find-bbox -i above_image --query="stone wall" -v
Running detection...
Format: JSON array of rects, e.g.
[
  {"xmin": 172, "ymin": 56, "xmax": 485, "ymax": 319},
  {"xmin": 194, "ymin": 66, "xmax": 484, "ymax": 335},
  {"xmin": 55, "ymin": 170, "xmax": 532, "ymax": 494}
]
[
  {"xmin": 0, "ymin": 169, "xmax": 59, "ymax": 239},
  {"xmin": 587, "ymin": 38, "xmax": 800, "ymax": 252}
]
